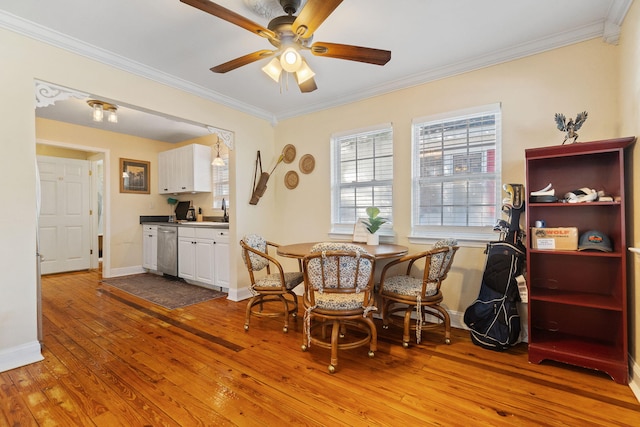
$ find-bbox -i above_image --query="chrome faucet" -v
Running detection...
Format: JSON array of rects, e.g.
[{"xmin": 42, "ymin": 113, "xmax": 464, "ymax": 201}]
[{"xmin": 222, "ymin": 198, "xmax": 229, "ymax": 223}]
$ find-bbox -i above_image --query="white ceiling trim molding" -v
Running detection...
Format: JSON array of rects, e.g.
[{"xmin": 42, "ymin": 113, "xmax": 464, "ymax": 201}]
[
  {"xmin": 603, "ymin": 0, "xmax": 633, "ymax": 45},
  {"xmin": 0, "ymin": 10, "xmax": 276, "ymax": 123},
  {"xmin": 275, "ymin": 20, "xmax": 609, "ymax": 121},
  {"xmin": 34, "ymin": 80, "xmax": 88, "ymax": 108},
  {"xmin": 2, "ymin": 2, "xmax": 632, "ymax": 124}
]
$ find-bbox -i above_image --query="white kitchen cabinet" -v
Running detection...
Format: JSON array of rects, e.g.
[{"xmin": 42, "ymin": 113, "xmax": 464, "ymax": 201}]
[
  {"xmin": 158, "ymin": 150, "xmax": 172, "ymax": 194},
  {"xmin": 213, "ymin": 230, "xmax": 229, "ymax": 289},
  {"xmin": 159, "ymin": 144, "xmax": 212, "ymax": 194},
  {"xmin": 142, "ymin": 225, "xmax": 158, "ymax": 271},
  {"xmin": 178, "ymin": 226, "xmax": 228, "ymax": 289}
]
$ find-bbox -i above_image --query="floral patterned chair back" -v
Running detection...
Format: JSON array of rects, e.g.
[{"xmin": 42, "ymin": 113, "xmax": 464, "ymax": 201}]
[{"xmin": 306, "ymin": 242, "xmax": 373, "ymax": 292}]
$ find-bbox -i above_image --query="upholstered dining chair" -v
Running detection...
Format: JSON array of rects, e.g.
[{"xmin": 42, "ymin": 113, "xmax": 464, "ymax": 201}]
[
  {"xmin": 240, "ymin": 234, "xmax": 303, "ymax": 333},
  {"xmin": 301, "ymin": 242, "xmax": 377, "ymax": 374},
  {"xmin": 378, "ymin": 239, "xmax": 459, "ymax": 347}
]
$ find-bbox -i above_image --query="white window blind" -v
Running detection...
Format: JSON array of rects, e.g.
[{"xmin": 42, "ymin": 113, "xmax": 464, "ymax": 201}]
[
  {"xmin": 331, "ymin": 124, "xmax": 393, "ymax": 233},
  {"xmin": 212, "ymin": 154, "xmax": 229, "ymax": 209},
  {"xmin": 412, "ymin": 104, "xmax": 501, "ymax": 241}
]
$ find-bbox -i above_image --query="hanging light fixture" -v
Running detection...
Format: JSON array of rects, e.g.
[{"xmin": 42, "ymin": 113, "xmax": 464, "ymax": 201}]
[
  {"xmin": 261, "ymin": 46, "xmax": 314, "ymax": 88},
  {"xmin": 212, "ymin": 138, "xmax": 225, "ymax": 166},
  {"xmin": 295, "ymin": 58, "xmax": 315, "ymax": 84},
  {"xmin": 280, "ymin": 47, "xmax": 302, "ymax": 72},
  {"xmin": 262, "ymin": 57, "xmax": 283, "ymax": 82},
  {"xmin": 87, "ymin": 100, "xmax": 118, "ymax": 123}
]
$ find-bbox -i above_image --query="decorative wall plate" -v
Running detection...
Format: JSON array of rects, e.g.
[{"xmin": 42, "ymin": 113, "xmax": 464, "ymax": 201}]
[
  {"xmin": 285, "ymin": 170, "xmax": 299, "ymax": 189},
  {"xmin": 282, "ymin": 144, "xmax": 296, "ymax": 164},
  {"xmin": 299, "ymin": 154, "xmax": 315, "ymax": 174}
]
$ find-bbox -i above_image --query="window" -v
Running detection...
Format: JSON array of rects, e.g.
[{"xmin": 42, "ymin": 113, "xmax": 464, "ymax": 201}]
[
  {"xmin": 411, "ymin": 104, "xmax": 501, "ymax": 243},
  {"xmin": 212, "ymin": 153, "xmax": 229, "ymax": 210},
  {"xmin": 331, "ymin": 124, "xmax": 393, "ymax": 235}
]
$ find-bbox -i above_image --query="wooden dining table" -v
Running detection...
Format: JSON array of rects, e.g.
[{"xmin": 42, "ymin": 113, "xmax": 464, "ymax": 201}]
[{"xmin": 276, "ymin": 241, "xmax": 408, "ymax": 260}]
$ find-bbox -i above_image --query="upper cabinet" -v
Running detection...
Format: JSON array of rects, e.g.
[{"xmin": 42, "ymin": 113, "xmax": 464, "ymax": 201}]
[{"xmin": 159, "ymin": 144, "xmax": 212, "ymax": 194}]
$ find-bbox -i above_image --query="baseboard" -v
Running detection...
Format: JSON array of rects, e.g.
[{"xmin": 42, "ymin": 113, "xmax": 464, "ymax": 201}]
[
  {"xmin": 629, "ymin": 356, "xmax": 640, "ymax": 403},
  {"xmin": 0, "ymin": 341, "xmax": 43, "ymax": 373},
  {"xmin": 228, "ymin": 286, "xmax": 252, "ymax": 302},
  {"xmin": 105, "ymin": 265, "xmax": 146, "ymax": 278}
]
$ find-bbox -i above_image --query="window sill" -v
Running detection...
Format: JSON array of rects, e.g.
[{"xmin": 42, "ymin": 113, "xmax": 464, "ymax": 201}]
[{"xmin": 329, "ymin": 228, "xmax": 397, "ymax": 244}]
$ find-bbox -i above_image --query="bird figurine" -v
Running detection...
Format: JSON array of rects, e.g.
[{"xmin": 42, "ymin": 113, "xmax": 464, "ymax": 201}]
[{"xmin": 555, "ymin": 111, "xmax": 588, "ymax": 144}]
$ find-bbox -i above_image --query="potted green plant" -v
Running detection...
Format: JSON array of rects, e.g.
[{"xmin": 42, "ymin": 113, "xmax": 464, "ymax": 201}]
[{"xmin": 362, "ymin": 206, "xmax": 387, "ymax": 245}]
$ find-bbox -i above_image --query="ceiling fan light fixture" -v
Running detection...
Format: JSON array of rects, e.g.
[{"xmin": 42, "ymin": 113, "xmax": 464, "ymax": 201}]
[
  {"xmin": 295, "ymin": 59, "xmax": 315, "ymax": 84},
  {"xmin": 262, "ymin": 57, "xmax": 283, "ymax": 82},
  {"xmin": 280, "ymin": 47, "xmax": 302, "ymax": 72}
]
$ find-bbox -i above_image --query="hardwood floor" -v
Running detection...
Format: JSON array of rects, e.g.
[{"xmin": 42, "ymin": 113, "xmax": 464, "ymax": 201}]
[{"xmin": 2, "ymin": 269, "xmax": 639, "ymax": 426}]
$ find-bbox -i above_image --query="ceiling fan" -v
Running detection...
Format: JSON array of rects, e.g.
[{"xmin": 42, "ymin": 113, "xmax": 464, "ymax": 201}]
[{"xmin": 180, "ymin": 0, "xmax": 391, "ymax": 93}]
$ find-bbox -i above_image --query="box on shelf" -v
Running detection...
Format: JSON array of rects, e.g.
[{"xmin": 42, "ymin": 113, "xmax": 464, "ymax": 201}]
[{"xmin": 531, "ymin": 227, "xmax": 578, "ymax": 251}]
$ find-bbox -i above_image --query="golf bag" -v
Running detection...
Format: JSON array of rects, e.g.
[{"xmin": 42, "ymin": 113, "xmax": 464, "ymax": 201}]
[{"xmin": 463, "ymin": 183, "xmax": 526, "ymax": 351}]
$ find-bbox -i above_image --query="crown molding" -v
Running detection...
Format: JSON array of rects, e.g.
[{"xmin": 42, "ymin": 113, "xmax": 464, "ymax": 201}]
[
  {"xmin": 0, "ymin": 10, "xmax": 276, "ymax": 123},
  {"xmin": 1, "ymin": 0, "xmax": 631, "ymax": 124},
  {"xmin": 274, "ymin": 19, "xmax": 609, "ymax": 121}
]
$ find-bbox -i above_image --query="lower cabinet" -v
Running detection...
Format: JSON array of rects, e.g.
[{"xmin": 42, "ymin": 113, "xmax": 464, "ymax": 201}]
[
  {"xmin": 178, "ymin": 226, "xmax": 229, "ymax": 289},
  {"xmin": 213, "ymin": 231, "xmax": 229, "ymax": 289},
  {"xmin": 142, "ymin": 225, "xmax": 157, "ymax": 271}
]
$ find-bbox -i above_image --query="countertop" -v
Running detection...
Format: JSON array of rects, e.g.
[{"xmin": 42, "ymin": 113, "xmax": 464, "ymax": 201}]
[
  {"xmin": 140, "ymin": 215, "xmax": 229, "ymax": 229},
  {"xmin": 142, "ymin": 221, "xmax": 229, "ymax": 229}
]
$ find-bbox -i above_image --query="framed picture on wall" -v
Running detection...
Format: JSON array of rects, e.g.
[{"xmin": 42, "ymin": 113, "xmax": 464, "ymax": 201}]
[{"xmin": 120, "ymin": 158, "xmax": 150, "ymax": 194}]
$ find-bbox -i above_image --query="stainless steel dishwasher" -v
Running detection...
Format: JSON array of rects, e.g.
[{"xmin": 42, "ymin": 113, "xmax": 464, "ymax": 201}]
[{"xmin": 157, "ymin": 225, "xmax": 178, "ymax": 276}]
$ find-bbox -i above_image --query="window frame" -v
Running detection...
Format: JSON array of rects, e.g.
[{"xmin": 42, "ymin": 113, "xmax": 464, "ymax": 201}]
[
  {"xmin": 330, "ymin": 123, "xmax": 394, "ymax": 238},
  {"xmin": 410, "ymin": 103, "xmax": 502, "ymax": 246}
]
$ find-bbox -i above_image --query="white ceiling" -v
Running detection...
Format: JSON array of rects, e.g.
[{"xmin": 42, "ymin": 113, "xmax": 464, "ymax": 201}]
[{"xmin": 0, "ymin": 0, "xmax": 632, "ymax": 143}]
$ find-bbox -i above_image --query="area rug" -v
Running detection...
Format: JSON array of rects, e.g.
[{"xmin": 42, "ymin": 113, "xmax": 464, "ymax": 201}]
[{"xmin": 101, "ymin": 273, "xmax": 226, "ymax": 309}]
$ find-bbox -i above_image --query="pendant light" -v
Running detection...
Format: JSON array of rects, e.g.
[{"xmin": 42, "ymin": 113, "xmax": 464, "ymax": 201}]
[{"xmin": 212, "ymin": 138, "xmax": 225, "ymax": 166}]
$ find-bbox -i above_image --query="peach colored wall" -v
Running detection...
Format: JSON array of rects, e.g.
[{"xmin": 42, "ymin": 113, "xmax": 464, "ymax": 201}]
[
  {"xmin": 36, "ymin": 118, "xmax": 172, "ymax": 270},
  {"xmin": 0, "ymin": 26, "xmax": 273, "ymax": 370},
  {"xmin": 36, "ymin": 144, "xmax": 91, "ymax": 159},
  {"xmin": 273, "ymin": 38, "xmax": 621, "ymax": 321},
  {"xmin": 618, "ymin": 0, "xmax": 640, "ymax": 375}
]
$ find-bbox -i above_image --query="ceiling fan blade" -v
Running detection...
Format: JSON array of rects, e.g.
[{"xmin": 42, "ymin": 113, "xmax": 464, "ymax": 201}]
[
  {"xmin": 210, "ymin": 50, "xmax": 274, "ymax": 73},
  {"xmin": 296, "ymin": 76, "xmax": 317, "ymax": 93},
  {"xmin": 310, "ymin": 42, "xmax": 391, "ymax": 65},
  {"xmin": 292, "ymin": 0, "xmax": 343, "ymax": 39},
  {"xmin": 181, "ymin": 0, "xmax": 275, "ymax": 40}
]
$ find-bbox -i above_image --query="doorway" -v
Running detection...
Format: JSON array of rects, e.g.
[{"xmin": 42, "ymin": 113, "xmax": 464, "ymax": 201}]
[
  {"xmin": 37, "ymin": 155, "xmax": 91, "ymax": 274},
  {"xmin": 36, "ymin": 140, "xmax": 111, "ymax": 277}
]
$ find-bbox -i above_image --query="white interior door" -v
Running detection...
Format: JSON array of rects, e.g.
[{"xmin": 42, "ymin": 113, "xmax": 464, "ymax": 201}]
[{"xmin": 37, "ymin": 155, "xmax": 91, "ymax": 275}]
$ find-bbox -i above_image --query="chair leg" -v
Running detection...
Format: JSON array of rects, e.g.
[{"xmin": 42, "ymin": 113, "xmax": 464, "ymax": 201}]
[
  {"xmin": 362, "ymin": 316, "xmax": 377, "ymax": 356},
  {"xmin": 244, "ymin": 295, "xmax": 260, "ymax": 331},
  {"xmin": 329, "ymin": 320, "xmax": 341, "ymax": 373},
  {"xmin": 432, "ymin": 305, "xmax": 452, "ymax": 344},
  {"xmin": 381, "ymin": 298, "xmax": 391, "ymax": 329},
  {"xmin": 278, "ymin": 294, "xmax": 290, "ymax": 333},
  {"xmin": 402, "ymin": 306, "xmax": 413, "ymax": 348},
  {"xmin": 286, "ymin": 290, "xmax": 299, "ymax": 317}
]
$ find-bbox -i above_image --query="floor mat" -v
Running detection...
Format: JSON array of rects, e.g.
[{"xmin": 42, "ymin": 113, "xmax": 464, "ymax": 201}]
[{"xmin": 101, "ymin": 273, "xmax": 226, "ymax": 309}]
